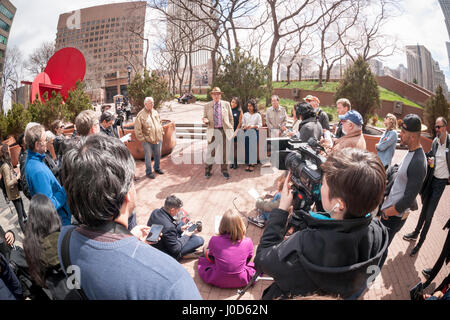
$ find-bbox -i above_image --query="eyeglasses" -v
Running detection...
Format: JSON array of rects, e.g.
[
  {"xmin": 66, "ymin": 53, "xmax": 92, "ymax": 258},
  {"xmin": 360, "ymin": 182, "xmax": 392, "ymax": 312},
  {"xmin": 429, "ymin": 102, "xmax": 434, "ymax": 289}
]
[{"xmin": 435, "ymin": 125, "xmax": 445, "ymax": 129}]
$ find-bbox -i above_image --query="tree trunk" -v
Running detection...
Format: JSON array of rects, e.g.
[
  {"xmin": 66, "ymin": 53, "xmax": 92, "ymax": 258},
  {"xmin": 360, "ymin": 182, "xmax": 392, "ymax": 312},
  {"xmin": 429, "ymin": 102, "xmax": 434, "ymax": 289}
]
[
  {"xmin": 276, "ymin": 61, "xmax": 281, "ymax": 82},
  {"xmin": 326, "ymin": 67, "xmax": 331, "ymax": 83},
  {"xmin": 318, "ymin": 63, "xmax": 324, "ymax": 87},
  {"xmin": 297, "ymin": 62, "xmax": 302, "ymax": 81},
  {"xmin": 287, "ymin": 64, "xmax": 292, "ymax": 84},
  {"xmin": 188, "ymin": 49, "xmax": 193, "ymax": 92}
]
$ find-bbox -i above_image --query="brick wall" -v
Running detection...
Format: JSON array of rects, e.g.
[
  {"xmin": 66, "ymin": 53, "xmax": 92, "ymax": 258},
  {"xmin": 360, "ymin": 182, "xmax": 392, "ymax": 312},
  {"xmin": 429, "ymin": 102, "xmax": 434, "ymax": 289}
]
[{"xmin": 376, "ymin": 76, "xmax": 431, "ymax": 106}]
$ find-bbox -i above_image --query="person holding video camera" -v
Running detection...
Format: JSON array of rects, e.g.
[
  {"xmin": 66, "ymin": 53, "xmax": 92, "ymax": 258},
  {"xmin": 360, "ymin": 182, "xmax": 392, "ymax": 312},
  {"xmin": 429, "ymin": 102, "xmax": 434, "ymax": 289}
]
[
  {"xmin": 254, "ymin": 148, "xmax": 389, "ymax": 300},
  {"xmin": 147, "ymin": 195, "xmax": 204, "ymax": 261},
  {"xmin": 100, "ymin": 111, "xmax": 119, "ymax": 139},
  {"xmin": 289, "ymin": 102, "xmax": 323, "ymax": 143}
]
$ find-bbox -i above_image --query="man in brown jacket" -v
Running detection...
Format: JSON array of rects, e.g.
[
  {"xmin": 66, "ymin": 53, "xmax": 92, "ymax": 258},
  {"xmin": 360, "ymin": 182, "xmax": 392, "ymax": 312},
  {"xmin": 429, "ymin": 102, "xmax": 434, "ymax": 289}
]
[
  {"xmin": 135, "ymin": 97, "xmax": 164, "ymax": 179},
  {"xmin": 332, "ymin": 110, "xmax": 366, "ymax": 152},
  {"xmin": 202, "ymin": 87, "xmax": 234, "ymax": 180}
]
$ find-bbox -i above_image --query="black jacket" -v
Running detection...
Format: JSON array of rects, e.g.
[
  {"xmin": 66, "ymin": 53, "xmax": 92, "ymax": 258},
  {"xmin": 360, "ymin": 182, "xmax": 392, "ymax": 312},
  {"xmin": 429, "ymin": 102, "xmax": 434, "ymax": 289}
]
[
  {"xmin": 296, "ymin": 117, "xmax": 323, "ymax": 143},
  {"xmin": 147, "ymin": 208, "xmax": 190, "ymax": 260},
  {"xmin": 255, "ymin": 209, "xmax": 389, "ymax": 300},
  {"xmin": 420, "ymin": 133, "xmax": 450, "ymax": 198}
]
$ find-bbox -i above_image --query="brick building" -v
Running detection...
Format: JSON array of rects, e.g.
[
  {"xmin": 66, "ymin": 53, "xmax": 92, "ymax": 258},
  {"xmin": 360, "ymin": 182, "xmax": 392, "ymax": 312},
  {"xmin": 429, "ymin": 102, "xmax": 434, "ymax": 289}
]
[{"xmin": 55, "ymin": 1, "xmax": 146, "ymax": 103}]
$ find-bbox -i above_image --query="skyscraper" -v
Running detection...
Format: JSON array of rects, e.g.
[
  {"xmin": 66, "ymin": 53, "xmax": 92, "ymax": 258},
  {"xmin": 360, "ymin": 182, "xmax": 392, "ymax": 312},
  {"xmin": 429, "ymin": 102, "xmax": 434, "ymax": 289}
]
[
  {"xmin": 166, "ymin": 0, "xmax": 213, "ymax": 89},
  {"xmin": 438, "ymin": 0, "xmax": 450, "ymax": 72},
  {"xmin": 0, "ymin": 0, "xmax": 16, "ymax": 101},
  {"xmin": 406, "ymin": 44, "xmax": 449, "ymax": 97},
  {"xmin": 55, "ymin": 2, "xmax": 146, "ymax": 103},
  {"xmin": 406, "ymin": 45, "xmax": 434, "ymax": 91}
]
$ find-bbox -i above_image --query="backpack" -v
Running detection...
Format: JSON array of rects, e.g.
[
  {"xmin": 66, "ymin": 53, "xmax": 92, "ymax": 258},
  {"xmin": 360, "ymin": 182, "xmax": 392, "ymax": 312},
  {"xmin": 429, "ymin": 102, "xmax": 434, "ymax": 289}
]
[{"xmin": 45, "ymin": 227, "xmax": 88, "ymax": 300}]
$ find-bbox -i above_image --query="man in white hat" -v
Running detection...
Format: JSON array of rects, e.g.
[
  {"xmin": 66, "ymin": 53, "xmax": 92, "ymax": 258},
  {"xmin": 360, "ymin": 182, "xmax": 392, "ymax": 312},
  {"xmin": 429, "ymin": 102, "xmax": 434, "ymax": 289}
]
[{"xmin": 202, "ymin": 87, "xmax": 234, "ymax": 180}]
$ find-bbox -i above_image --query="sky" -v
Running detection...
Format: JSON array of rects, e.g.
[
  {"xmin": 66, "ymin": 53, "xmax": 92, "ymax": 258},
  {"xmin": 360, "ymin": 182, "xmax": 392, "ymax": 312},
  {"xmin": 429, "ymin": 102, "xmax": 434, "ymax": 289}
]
[{"xmin": 6, "ymin": 0, "xmax": 450, "ymax": 83}]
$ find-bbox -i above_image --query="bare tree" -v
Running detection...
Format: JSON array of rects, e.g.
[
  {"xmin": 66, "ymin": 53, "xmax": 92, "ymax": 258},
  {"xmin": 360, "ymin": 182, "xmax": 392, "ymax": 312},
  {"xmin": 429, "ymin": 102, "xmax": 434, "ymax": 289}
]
[
  {"xmin": 147, "ymin": 0, "xmax": 263, "ymax": 85},
  {"xmin": 2, "ymin": 46, "xmax": 24, "ymax": 113},
  {"xmin": 263, "ymin": 0, "xmax": 346, "ymax": 104},
  {"xmin": 315, "ymin": 0, "xmax": 355, "ymax": 86},
  {"xmin": 338, "ymin": 0, "xmax": 401, "ymax": 62},
  {"xmin": 25, "ymin": 41, "xmax": 55, "ymax": 77}
]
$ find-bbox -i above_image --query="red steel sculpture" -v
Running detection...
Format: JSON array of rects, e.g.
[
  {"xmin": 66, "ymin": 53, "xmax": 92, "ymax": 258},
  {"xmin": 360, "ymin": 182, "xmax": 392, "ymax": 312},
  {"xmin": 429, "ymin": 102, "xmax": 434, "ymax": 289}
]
[{"xmin": 23, "ymin": 47, "xmax": 86, "ymax": 102}]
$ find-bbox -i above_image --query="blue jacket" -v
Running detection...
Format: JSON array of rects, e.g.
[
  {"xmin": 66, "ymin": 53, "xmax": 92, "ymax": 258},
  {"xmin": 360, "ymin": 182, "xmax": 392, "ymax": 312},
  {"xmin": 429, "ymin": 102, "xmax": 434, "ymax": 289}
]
[
  {"xmin": 25, "ymin": 150, "xmax": 72, "ymax": 225},
  {"xmin": 377, "ymin": 129, "xmax": 398, "ymax": 167}
]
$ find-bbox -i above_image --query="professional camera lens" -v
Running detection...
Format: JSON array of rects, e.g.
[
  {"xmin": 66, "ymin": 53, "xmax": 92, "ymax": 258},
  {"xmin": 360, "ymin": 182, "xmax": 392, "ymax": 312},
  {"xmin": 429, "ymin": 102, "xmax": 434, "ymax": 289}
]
[{"xmin": 285, "ymin": 152, "xmax": 304, "ymax": 179}]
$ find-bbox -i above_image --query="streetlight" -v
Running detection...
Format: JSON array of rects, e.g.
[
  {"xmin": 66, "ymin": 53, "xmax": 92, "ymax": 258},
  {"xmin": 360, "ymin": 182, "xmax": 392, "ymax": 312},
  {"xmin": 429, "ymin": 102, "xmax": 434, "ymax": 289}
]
[{"xmin": 127, "ymin": 66, "xmax": 132, "ymax": 86}]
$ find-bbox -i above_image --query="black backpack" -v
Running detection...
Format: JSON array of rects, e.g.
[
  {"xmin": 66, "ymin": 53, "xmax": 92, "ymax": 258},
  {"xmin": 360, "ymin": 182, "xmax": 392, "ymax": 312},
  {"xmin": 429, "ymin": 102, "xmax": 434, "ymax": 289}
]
[{"xmin": 44, "ymin": 227, "xmax": 88, "ymax": 300}]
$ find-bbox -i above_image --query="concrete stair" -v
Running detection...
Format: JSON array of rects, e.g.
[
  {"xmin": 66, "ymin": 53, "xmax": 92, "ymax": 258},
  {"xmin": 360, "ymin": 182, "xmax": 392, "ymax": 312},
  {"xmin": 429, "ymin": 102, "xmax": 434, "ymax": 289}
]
[{"xmin": 176, "ymin": 122, "xmax": 207, "ymax": 140}]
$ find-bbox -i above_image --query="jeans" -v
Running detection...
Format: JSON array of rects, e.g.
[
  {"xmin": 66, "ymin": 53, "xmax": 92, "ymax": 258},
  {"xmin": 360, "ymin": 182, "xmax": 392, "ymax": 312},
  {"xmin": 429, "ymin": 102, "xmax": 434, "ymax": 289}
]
[
  {"xmin": 180, "ymin": 235, "xmax": 204, "ymax": 257},
  {"xmin": 244, "ymin": 129, "xmax": 259, "ymax": 165},
  {"xmin": 143, "ymin": 141, "xmax": 161, "ymax": 176},
  {"xmin": 414, "ymin": 177, "xmax": 447, "ymax": 248},
  {"xmin": 12, "ymin": 198, "xmax": 26, "ymax": 233},
  {"xmin": 381, "ymin": 215, "xmax": 407, "ymax": 247}
]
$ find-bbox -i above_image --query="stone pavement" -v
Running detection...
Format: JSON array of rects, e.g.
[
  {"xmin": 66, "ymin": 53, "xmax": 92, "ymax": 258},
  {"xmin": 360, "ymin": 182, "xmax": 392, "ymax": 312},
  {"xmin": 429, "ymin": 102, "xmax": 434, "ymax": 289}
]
[{"xmin": 1, "ymin": 101, "xmax": 448, "ymax": 300}]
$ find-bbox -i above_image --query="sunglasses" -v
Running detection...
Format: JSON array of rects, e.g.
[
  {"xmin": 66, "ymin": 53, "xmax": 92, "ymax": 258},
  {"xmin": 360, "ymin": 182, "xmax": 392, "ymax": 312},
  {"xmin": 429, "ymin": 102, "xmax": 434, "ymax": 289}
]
[{"xmin": 435, "ymin": 125, "xmax": 445, "ymax": 129}]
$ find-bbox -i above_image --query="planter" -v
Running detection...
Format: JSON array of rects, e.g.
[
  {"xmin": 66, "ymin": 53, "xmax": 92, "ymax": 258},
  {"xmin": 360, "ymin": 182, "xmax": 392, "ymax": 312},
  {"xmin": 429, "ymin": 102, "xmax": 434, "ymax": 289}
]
[
  {"xmin": 420, "ymin": 135, "xmax": 433, "ymax": 153},
  {"xmin": 363, "ymin": 134, "xmax": 381, "ymax": 154},
  {"xmin": 2, "ymin": 136, "xmax": 16, "ymax": 146},
  {"xmin": 9, "ymin": 144, "xmax": 21, "ymax": 168},
  {"xmin": 63, "ymin": 125, "xmax": 75, "ymax": 137},
  {"xmin": 120, "ymin": 120, "xmax": 176, "ymax": 160}
]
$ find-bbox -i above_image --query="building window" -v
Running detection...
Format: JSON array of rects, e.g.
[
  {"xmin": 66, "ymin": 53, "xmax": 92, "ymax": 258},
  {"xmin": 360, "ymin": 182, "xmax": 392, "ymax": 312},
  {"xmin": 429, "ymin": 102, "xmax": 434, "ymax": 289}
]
[
  {"xmin": 0, "ymin": 5, "xmax": 13, "ymax": 20},
  {"xmin": 0, "ymin": 18, "xmax": 10, "ymax": 32}
]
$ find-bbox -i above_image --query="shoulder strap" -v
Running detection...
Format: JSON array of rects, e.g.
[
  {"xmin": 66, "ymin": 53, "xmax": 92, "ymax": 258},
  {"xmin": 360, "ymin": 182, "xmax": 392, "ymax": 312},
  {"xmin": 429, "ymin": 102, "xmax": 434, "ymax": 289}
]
[
  {"xmin": 61, "ymin": 227, "xmax": 89, "ymax": 300},
  {"xmin": 61, "ymin": 227, "xmax": 75, "ymax": 272}
]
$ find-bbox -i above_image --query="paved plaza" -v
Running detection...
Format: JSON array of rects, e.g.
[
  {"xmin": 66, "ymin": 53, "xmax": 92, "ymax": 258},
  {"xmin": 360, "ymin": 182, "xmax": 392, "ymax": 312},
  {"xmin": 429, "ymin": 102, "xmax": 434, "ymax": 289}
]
[{"xmin": 1, "ymin": 101, "xmax": 449, "ymax": 300}]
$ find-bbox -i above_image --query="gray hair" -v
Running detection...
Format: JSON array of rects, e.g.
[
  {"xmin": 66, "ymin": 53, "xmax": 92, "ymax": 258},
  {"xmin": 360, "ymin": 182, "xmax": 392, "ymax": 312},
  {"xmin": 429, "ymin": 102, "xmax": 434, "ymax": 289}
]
[
  {"xmin": 26, "ymin": 124, "xmax": 45, "ymax": 151},
  {"xmin": 144, "ymin": 97, "xmax": 154, "ymax": 105},
  {"xmin": 61, "ymin": 134, "xmax": 136, "ymax": 227}
]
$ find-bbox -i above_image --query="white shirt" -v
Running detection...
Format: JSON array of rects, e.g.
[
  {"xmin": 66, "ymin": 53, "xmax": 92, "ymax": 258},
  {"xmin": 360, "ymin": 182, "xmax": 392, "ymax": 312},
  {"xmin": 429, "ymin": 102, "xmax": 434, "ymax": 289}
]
[
  {"xmin": 434, "ymin": 137, "xmax": 450, "ymax": 179},
  {"xmin": 242, "ymin": 112, "xmax": 262, "ymax": 128}
]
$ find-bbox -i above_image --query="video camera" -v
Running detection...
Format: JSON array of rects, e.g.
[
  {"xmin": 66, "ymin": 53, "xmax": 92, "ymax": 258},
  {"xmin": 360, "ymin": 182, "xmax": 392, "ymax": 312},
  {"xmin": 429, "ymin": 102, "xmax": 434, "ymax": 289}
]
[{"xmin": 274, "ymin": 137, "xmax": 327, "ymax": 231}]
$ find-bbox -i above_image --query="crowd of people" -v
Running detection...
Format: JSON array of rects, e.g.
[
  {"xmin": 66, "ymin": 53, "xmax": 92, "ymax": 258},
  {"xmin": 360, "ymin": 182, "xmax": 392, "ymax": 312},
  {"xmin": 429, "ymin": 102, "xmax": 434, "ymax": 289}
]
[{"xmin": 0, "ymin": 89, "xmax": 448, "ymax": 301}]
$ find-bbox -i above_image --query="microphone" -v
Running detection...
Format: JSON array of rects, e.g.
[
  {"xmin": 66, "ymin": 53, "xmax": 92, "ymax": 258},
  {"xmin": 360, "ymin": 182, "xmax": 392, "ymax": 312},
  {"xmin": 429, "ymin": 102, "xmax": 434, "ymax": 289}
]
[{"xmin": 307, "ymin": 137, "xmax": 326, "ymax": 152}]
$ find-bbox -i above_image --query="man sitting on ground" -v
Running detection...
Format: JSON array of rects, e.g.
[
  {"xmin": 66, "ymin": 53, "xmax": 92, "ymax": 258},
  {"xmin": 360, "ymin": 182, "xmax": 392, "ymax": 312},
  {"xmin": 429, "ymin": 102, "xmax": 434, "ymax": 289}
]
[
  {"xmin": 148, "ymin": 195, "xmax": 204, "ymax": 260},
  {"xmin": 58, "ymin": 134, "xmax": 201, "ymax": 299}
]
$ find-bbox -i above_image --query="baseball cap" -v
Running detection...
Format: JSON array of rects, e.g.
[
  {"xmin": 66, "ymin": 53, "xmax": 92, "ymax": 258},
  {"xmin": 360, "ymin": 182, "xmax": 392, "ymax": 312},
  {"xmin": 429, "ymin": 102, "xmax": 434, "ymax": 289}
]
[
  {"xmin": 401, "ymin": 114, "xmax": 422, "ymax": 132},
  {"xmin": 338, "ymin": 110, "xmax": 363, "ymax": 126},
  {"xmin": 303, "ymin": 95, "xmax": 320, "ymax": 104}
]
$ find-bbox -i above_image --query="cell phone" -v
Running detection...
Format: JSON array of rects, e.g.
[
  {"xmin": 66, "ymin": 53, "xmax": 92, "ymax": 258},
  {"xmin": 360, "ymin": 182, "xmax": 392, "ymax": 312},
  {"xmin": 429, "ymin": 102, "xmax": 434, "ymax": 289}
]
[
  {"xmin": 146, "ymin": 224, "xmax": 163, "ymax": 243},
  {"xmin": 187, "ymin": 223, "xmax": 198, "ymax": 232}
]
